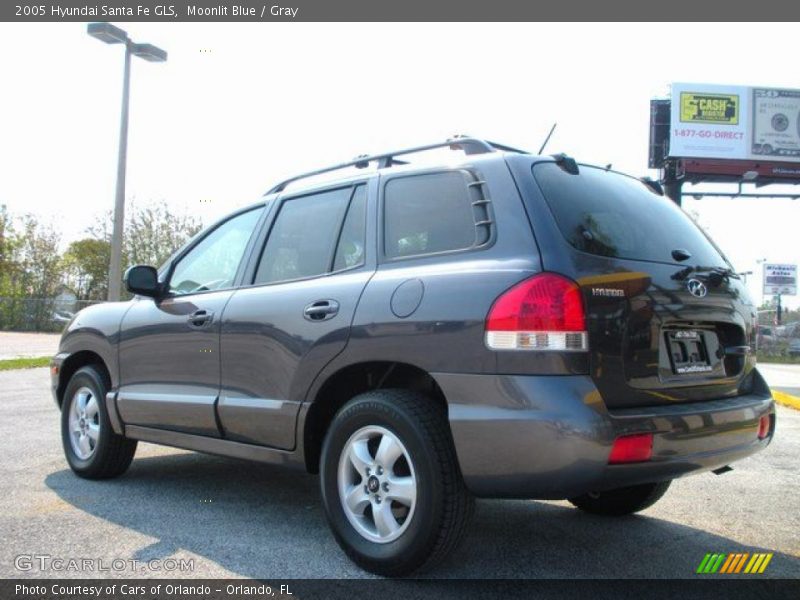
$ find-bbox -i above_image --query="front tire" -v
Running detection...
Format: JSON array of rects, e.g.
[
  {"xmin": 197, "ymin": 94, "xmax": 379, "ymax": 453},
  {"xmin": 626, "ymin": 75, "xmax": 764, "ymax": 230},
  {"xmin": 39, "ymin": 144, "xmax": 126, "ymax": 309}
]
[
  {"xmin": 61, "ymin": 365, "xmax": 137, "ymax": 479},
  {"xmin": 320, "ymin": 389, "xmax": 473, "ymax": 576},
  {"xmin": 568, "ymin": 481, "xmax": 671, "ymax": 516}
]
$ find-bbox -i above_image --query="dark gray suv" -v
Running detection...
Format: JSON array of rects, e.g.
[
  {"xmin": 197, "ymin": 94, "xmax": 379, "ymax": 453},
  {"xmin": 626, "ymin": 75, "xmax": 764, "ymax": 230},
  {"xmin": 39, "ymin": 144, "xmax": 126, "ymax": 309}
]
[{"xmin": 51, "ymin": 138, "xmax": 775, "ymax": 575}]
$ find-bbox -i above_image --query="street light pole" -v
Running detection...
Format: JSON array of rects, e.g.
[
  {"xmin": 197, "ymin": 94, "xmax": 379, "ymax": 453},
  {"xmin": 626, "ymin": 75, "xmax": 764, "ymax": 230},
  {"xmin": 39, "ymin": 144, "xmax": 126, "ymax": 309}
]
[
  {"xmin": 108, "ymin": 42, "xmax": 132, "ymax": 302},
  {"xmin": 87, "ymin": 23, "xmax": 167, "ymax": 301}
]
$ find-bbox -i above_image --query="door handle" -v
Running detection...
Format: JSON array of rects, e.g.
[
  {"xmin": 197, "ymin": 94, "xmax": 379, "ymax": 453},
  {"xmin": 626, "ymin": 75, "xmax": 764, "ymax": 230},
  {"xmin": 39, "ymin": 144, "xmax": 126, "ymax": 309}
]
[
  {"xmin": 304, "ymin": 300, "xmax": 340, "ymax": 321},
  {"xmin": 187, "ymin": 309, "xmax": 214, "ymax": 328}
]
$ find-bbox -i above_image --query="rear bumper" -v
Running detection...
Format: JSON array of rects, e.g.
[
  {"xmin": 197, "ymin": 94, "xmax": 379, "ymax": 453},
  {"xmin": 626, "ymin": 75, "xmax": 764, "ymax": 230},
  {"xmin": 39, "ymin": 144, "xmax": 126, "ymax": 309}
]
[{"xmin": 434, "ymin": 369, "xmax": 775, "ymax": 499}]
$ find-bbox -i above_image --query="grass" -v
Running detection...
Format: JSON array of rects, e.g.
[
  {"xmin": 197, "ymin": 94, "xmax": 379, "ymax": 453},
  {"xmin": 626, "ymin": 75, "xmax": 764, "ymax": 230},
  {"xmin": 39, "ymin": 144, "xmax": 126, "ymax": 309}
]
[
  {"xmin": 0, "ymin": 356, "xmax": 51, "ymax": 371},
  {"xmin": 757, "ymin": 354, "xmax": 800, "ymax": 365}
]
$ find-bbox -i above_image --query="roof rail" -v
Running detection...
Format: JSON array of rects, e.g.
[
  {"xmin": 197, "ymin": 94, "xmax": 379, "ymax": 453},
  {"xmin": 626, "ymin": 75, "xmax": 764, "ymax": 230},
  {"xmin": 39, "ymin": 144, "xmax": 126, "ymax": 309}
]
[{"xmin": 265, "ymin": 136, "xmax": 528, "ymax": 195}]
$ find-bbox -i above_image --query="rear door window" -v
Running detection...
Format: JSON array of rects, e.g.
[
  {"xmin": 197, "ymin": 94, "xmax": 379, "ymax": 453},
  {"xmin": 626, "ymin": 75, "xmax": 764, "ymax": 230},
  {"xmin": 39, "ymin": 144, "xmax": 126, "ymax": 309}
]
[{"xmin": 532, "ymin": 163, "xmax": 729, "ymax": 267}]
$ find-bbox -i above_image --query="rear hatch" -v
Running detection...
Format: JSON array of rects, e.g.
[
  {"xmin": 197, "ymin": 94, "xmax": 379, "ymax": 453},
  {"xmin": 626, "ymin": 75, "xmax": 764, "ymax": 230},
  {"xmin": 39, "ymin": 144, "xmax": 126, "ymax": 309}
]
[{"xmin": 527, "ymin": 161, "xmax": 756, "ymax": 408}]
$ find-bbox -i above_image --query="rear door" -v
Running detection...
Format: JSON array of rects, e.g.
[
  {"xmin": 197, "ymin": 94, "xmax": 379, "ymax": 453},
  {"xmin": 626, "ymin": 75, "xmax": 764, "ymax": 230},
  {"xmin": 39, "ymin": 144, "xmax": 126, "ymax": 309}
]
[
  {"xmin": 217, "ymin": 181, "xmax": 375, "ymax": 449},
  {"xmin": 517, "ymin": 160, "xmax": 756, "ymax": 408}
]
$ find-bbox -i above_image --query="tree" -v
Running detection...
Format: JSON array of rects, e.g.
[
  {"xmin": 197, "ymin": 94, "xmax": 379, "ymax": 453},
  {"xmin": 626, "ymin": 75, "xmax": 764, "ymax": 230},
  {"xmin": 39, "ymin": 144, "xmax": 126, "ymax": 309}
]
[
  {"xmin": 124, "ymin": 201, "xmax": 202, "ymax": 268},
  {"xmin": 0, "ymin": 205, "xmax": 23, "ymax": 328},
  {"xmin": 89, "ymin": 200, "xmax": 202, "ymax": 271},
  {"xmin": 0, "ymin": 211, "xmax": 61, "ymax": 330},
  {"xmin": 0, "ymin": 200, "xmax": 201, "ymax": 331},
  {"xmin": 62, "ymin": 238, "xmax": 111, "ymax": 301},
  {"xmin": 17, "ymin": 215, "xmax": 62, "ymax": 299},
  {"xmin": 0, "ymin": 205, "xmax": 20, "ymax": 296}
]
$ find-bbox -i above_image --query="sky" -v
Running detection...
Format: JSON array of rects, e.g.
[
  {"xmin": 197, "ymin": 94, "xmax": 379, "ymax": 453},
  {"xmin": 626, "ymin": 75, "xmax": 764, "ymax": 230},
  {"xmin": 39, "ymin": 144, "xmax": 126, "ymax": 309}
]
[{"xmin": 0, "ymin": 22, "xmax": 798, "ymax": 307}]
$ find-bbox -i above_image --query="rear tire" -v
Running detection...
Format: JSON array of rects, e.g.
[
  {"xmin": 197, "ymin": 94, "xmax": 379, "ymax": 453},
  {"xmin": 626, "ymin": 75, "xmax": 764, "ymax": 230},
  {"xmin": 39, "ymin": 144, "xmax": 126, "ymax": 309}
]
[
  {"xmin": 319, "ymin": 389, "xmax": 473, "ymax": 576},
  {"xmin": 61, "ymin": 365, "xmax": 137, "ymax": 479},
  {"xmin": 568, "ymin": 481, "xmax": 671, "ymax": 516}
]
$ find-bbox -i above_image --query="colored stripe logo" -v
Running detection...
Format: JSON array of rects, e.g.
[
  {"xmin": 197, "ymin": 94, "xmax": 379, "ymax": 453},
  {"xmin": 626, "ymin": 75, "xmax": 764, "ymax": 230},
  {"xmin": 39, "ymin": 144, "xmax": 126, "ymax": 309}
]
[{"xmin": 696, "ymin": 552, "xmax": 773, "ymax": 574}]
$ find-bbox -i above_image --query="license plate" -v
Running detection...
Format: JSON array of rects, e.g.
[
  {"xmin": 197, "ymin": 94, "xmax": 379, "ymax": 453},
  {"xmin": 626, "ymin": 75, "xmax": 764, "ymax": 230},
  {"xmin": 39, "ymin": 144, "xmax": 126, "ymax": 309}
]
[{"xmin": 666, "ymin": 330, "xmax": 713, "ymax": 375}]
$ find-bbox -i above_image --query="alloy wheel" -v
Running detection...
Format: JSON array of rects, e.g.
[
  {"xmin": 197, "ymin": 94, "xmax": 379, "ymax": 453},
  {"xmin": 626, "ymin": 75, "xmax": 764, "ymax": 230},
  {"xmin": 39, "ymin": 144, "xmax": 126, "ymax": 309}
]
[
  {"xmin": 337, "ymin": 425, "xmax": 417, "ymax": 544},
  {"xmin": 68, "ymin": 386, "xmax": 100, "ymax": 460}
]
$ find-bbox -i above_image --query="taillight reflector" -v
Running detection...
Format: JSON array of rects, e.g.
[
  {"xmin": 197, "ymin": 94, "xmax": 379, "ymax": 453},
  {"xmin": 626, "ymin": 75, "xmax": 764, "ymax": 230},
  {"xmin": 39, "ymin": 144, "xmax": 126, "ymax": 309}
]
[
  {"xmin": 757, "ymin": 415, "xmax": 770, "ymax": 440},
  {"xmin": 485, "ymin": 273, "xmax": 588, "ymax": 351},
  {"xmin": 608, "ymin": 433, "xmax": 653, "ymax": 464}
]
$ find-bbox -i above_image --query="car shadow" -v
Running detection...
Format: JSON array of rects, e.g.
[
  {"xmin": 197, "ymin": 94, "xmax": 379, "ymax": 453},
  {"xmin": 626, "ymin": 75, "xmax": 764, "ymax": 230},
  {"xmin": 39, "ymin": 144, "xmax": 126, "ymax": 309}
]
[{"xmin": 45, "ymin": 451, "xmax": 799, "ymax": 579}]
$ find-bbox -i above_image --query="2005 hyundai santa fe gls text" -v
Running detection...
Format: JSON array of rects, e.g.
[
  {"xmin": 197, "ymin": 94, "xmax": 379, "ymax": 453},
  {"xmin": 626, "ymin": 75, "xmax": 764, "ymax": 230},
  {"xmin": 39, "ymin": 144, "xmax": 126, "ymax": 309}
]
[{"xmin": 50, "ymin": 138, "xmax": 775, "ymax": 576}]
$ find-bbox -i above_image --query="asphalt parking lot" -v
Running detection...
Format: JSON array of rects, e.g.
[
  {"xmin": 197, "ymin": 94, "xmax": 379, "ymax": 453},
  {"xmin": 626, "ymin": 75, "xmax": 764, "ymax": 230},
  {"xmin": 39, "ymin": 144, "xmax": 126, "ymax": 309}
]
[
  {"xmin": 1, "ymin": 367, "xmax": 798, "ymax": 579},
  {"xmin": 0, "ymin": 332, "xmax": 60, "ymax": 360}
]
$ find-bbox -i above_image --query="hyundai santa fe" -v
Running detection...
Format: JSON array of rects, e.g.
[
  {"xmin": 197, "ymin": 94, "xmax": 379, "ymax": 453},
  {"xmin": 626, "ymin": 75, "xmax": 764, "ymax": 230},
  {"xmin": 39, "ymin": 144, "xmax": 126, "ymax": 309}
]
[{"xmin": 51, "ymin": 137, "xmax": 775, "ymax": 576}]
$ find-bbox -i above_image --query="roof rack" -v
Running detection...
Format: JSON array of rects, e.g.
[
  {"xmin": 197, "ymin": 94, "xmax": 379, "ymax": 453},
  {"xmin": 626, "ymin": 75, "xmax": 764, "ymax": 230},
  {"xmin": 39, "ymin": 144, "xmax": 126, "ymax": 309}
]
[{"xmin": 265, "ymin": 136, "xmax": 528, "ymax": 194}]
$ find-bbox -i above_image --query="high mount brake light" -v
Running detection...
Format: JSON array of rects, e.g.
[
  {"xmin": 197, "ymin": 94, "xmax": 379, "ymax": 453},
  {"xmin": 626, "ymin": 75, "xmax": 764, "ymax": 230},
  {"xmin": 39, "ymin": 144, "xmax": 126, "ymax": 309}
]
[{"xmin": 485, "ymin": 273, "xmax": 588, "ymax": 351}]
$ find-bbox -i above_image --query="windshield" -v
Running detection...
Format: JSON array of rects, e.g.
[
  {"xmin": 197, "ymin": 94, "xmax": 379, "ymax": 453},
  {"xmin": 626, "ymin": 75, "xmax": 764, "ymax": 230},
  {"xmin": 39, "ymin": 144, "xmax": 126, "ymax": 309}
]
[{"xmin": 532, "ymin": 163, "xmax": 729, "ymax": 267}]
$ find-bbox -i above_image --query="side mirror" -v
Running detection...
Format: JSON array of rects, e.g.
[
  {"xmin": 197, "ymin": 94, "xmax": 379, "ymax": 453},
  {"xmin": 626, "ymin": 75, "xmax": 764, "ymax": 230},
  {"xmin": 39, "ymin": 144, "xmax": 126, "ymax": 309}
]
[{"xmin": 124, "ymin": 265, "xmax": 161, "ymax": 298}]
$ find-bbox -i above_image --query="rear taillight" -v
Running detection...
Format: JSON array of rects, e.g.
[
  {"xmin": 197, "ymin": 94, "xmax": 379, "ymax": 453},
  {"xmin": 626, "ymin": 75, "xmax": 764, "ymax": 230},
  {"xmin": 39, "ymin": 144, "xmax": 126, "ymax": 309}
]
[
  {"xmin": 758, "ymin": 415, "xmax": 770, "ymax": 440},
  {"xmin": 485, "ymin": 273, "xmax": 588, "ymax": 351},
  {"xmin": 608, "ymin": 433, "xmax": 654, "ymax": 464}
]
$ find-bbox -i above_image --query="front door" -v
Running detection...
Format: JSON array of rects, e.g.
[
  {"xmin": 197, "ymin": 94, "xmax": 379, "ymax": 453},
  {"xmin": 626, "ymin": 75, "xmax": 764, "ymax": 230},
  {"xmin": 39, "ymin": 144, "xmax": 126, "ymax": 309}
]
[{"xmin": 117, "ymin": 207, "xmax": 264, "ymax": 436}]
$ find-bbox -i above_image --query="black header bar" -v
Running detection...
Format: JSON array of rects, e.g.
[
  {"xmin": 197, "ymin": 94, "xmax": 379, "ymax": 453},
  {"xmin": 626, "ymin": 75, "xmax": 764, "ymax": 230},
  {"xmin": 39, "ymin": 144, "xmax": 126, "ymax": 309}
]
[{"xmin": 4, "ymin": 0, "xmax": 800, "ymax": 22}]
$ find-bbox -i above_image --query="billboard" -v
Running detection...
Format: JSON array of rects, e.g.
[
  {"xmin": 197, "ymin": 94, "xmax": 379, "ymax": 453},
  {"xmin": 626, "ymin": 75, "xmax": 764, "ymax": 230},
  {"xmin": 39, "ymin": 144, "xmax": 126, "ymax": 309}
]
[
  {"xmin": 752, "ymin": 88, "xmax": 800, "ymax": 160},
  {"xmin": 763, "ymin": 264, "xmax": 797, "ymax": 296},
  {"xmin": 669, "ymin": 83, "xmax": 800, "ymax": 163}
]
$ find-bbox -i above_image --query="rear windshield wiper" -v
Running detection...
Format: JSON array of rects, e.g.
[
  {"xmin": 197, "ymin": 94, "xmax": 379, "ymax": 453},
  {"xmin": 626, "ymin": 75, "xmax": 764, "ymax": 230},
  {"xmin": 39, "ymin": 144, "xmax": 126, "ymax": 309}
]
[
  {"xmin": 640, "ymin": 176, "xmax": 664, "ymax": 195},
  {"xmin": 552, "ymin": 153, "xmax": 579, "ymax": 175},
  {"xmin": 671, "ymin": 265, "xmax": 740, "ymax": 283}
]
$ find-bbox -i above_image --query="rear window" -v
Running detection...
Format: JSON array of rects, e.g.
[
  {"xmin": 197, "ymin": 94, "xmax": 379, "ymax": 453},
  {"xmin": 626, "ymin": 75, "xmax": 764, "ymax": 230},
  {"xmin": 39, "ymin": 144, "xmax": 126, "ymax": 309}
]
[
  {"xmin": 532, "ymin": 163, "xmax": 728, "ymax": 267},
  {"xmin": 384, "ymin": 172, "xmax": 478, "ymax": 259}
]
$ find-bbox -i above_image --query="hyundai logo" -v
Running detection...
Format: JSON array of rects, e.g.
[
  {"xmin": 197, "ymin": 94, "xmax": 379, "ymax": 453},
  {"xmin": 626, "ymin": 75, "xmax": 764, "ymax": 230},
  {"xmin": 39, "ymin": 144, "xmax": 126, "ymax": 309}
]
[{"xmin": 687, "ymin": 278, "xmax": 708, "ymax": 298}]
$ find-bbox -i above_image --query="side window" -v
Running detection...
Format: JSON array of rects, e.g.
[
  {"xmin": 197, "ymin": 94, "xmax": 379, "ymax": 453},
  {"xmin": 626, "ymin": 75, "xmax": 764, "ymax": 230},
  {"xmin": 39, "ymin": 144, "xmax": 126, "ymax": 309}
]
[
  {"xmin": 169, "ymin": 208, "xmax": 262, "ymax": 295},
  {"xmin": 254, "ymin": 187, "xmax": 352, "ymax": 284},
  {"xmin": 384, "ymin": 171, "xmax": 479, "ymax": 259},
  {"xmin": 333, "ymin": 185, "xmax": 367, "ymax": 271}
]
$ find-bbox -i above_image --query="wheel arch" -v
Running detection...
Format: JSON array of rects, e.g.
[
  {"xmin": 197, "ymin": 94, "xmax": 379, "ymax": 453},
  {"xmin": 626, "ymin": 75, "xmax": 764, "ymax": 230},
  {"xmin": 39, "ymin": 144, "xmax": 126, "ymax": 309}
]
[
  {"xmin": 302, "ymin": 361, "xmax": 448, "ymax": 473},
  {"xmin": 56, "ymin": 350, "xmax": 111, "ymax": 408}
]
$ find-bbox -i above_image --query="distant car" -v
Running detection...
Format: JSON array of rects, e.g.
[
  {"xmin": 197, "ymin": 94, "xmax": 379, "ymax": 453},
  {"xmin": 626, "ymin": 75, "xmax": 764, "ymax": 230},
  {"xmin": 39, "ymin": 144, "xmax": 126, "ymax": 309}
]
[
  {"xmin": 758, "ymin": 326, "xmax": 777, "ymax": 347},
  {"xmin": 52, "ymin": 310, "xmax": 74, "ymax": 325},
  {"xmin": 782, "ymin": 322, "xmax": 800, "ymax": 338},
  {"xmin": 789, "ymin": 339, "xmax": 800, "ymax": 358}
]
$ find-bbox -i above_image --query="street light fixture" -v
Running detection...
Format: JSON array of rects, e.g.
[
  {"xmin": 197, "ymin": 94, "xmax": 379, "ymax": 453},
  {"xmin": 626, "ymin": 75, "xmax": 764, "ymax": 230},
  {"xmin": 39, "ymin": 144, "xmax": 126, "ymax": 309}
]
[
  {"xmin": 131, "ymin": 44, "xmax": 168, "ymax": 62},
  {"xmin": 87, "ymin": 23, "xmax": 167, "ymax": 301},
  {"xmin": 87, "ymin": 22, "xmax": 128, "ymax": 44}
]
